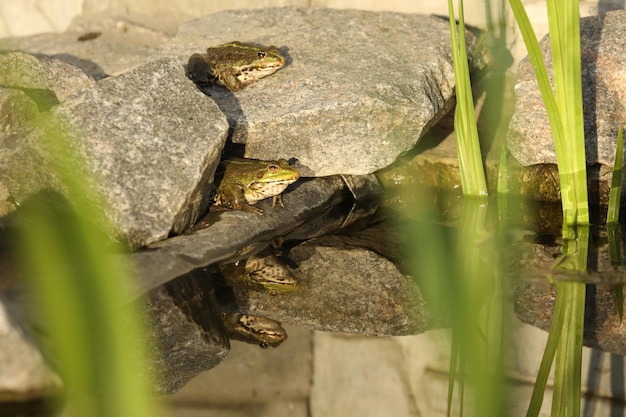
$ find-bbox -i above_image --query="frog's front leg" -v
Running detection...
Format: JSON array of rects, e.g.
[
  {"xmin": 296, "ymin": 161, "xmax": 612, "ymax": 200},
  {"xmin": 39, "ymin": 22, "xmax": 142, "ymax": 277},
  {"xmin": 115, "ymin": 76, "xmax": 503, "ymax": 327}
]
[
  {"xmin": 271, "ymin": 194, "xmax": 285, "ymax": 209},
  {"xmin": 218, "ymin": 183, "xmax": 264, "ymax": 215},
  {"xmin": 219, "ymin": 71, "xmax": 245, "ymax": 92}
]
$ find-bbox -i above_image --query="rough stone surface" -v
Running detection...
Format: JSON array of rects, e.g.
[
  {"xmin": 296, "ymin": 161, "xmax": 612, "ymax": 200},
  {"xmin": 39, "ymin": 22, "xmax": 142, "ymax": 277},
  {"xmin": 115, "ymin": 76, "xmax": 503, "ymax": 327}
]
[
  {"xmin": 162, "ymin": 323, "xmax": 312, "ymax": 408},
  {"xmin": 166, "ymin": 7, "xmax": 489, "ymax": 176},
  {"xmin": 0, "ymin": 293, "xmax": 62, "ymax": 402},
  {"xmin": 0, "ymin": 52, "xmax": 97, "ymax": 221},
  {"xmin": 508, "ymin": 10, "xmax": 626, "ymax": 167},
  {"xmin": 139, "ymin": 272, "xmax": 230, "ymax": 394},
  {"xmin": 1, "ymin": 56, "xmax": 229, "ymax": 249},
  {"xmin": 1, "ymin": 12, "xmax": 172, "ymax": 78},
  {"xmin": 0, "ymin": 51, "xmax": 94, "ymax": 102},
  {"xmin": 1, "ymin": 48, "xmax": 233, "ymax": 251},
  {"xmin": 232, "ymin": 234, "xmax": 431, "ymax": 336}
]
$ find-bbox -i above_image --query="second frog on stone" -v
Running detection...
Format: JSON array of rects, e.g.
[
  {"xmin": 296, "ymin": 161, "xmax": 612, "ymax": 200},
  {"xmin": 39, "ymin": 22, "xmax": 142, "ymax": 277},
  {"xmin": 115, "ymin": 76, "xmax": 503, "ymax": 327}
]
[
  {"xmin": 212, "ymin": 158, "xmax": 300, "ymax": 215},
  {"xmin": 186, "ymin": 41, "xmax": 286, "ymax": 91}
]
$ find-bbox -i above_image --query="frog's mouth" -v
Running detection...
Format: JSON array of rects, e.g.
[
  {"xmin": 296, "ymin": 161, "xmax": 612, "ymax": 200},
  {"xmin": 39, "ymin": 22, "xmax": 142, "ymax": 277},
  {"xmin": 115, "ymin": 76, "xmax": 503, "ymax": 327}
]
[
  {"xmin": 237, "ymin": 65, "xmax": 283, "ymax": 82},
  {"xmin": 250, "ymin": 179, "xmax": 298, "ymax": 188}
]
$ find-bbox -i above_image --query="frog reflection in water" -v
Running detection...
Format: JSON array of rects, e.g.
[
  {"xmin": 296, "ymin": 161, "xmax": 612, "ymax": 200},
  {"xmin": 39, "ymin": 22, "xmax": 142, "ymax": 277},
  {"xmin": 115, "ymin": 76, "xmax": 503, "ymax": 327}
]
[
  {"xmin": 222, "ymin": 312, "xmax": 287, "ymax": 348},
  {"xmin": 220, "ymin": 250, "xmax": 298, "ymax": 296},
  {"xmin": 212, "ymin": 158, "xmax": 300, "ymax": 215},
  {"xmin": 187, "ymin": 41, "xmax": 286, "ymax": 91}
]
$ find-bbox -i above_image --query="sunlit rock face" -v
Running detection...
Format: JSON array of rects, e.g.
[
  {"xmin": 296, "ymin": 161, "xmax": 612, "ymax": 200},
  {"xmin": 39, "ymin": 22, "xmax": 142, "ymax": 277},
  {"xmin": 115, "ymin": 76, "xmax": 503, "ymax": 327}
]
[{"xmin": 508, "ymin": 10, "xmax": 626, "ymax": 168}]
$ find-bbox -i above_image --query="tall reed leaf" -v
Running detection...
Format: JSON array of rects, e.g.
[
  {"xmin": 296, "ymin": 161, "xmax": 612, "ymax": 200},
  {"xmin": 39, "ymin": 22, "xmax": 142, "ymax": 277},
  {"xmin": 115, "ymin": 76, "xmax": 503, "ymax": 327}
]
[
  {"xmin": 546, "ymin": 0, "xmax": 589, "ymax": 226},
  {"xmin": 508, "ymin": 0, "xmax": 589, "ymax": 415},
  {"xmin": 508, "ymin": 0, "xmax": 589, "ymax": 226},
  {"xmin": 448, "ymin": 0, "xmax": 488, "ymax": 197}
]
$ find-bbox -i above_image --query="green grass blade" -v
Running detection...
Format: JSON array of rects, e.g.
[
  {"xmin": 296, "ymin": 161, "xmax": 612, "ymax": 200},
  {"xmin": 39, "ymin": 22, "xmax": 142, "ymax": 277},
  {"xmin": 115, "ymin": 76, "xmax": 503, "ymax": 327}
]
[
  {"xmin": 551, "ymin": 225, "xmax": 588, "ymax": 416},
  {"xmin": 447, "ymin": 333, "xmax": 458, "ymax": 417},
  {"xmin": 508, "ymin": 0, "xmax": 588, "ymax": 226},
  {"xmin": 546, "ymin": 0, "xmax": 589, "ymax": 225},
  {"xmin": 608, "ymin": 126, "xmax": 624, "ymax": 223},
  {"xmin": 607, "ymin": 126, "xmax": 624, "ymax": 321},
  {"xmin": 20, "ymin": 196, "xmax": 156, "ymax": 417},
  {"xmin": 525, "ymin": 283, "xmax": 564, "ymax": 417},
  {"xmin": 449, "ymin": 0, "xmax": 488, "ymax": 197},
  {"xmin": 497, "ymin": 145, "xmax": 509, "ymax": 195},
  {"xmin": 551, "ymin": 282, "xmax": 585, "ymax": 417}
]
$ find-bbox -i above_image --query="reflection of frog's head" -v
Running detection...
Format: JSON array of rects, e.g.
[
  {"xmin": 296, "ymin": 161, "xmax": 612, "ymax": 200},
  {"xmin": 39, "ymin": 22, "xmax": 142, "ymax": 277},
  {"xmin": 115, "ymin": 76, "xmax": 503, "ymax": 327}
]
[
  {"xmin": 222, "ymin": 313, "xmax": 287, "ymax": 348},
  {"xmin": 220, "ymin": 250, "xmax": 299, "ymax": 296}
]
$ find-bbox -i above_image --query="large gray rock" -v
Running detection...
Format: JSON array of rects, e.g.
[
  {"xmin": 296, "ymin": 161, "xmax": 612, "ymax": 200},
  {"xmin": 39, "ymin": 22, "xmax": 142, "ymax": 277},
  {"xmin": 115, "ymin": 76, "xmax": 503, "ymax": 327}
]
[
  {"xmin": 167, "ymin": 8, "xmax": 489, "ymax": 176},
  {"xmin": 1, "ymin": 55, "xmax": 229, "ymax": 249},
  {"xmin": 1, "ymin": 12, "xmax": 173, "ymax": 78},
  {"xmin": 508, "ymin": 10, "xmax": 626, "ymax": 167},
  {"xmin": 53, "ymin": 56, "xmax": 229, "ymax": 248}
]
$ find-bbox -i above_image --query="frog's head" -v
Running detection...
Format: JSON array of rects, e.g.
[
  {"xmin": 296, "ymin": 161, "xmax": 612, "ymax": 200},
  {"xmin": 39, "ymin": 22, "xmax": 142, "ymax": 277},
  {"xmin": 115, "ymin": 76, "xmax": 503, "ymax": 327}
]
[
  {"xmin": 249, "ymin": 159, "xmax": 300, "ymax": 185},
  {"xmin": 211, "ymin": 41, "xmax": 285, "ymax": 74},
  {"xmin": 241, "ymin": 159, "xmax": 299, "ymax": 203}
]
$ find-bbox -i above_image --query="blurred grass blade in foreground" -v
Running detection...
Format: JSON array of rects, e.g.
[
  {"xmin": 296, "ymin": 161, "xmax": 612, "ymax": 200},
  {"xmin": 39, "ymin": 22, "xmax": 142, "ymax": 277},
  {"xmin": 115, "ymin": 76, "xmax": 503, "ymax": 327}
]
[{"xmin": 14, "ymin": 86, "xmax": 157, "ymax": 417}]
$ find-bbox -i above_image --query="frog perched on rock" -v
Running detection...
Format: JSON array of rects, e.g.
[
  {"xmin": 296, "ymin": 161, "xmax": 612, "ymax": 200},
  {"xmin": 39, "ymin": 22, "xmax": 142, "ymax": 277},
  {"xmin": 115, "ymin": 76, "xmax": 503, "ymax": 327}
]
[
  {"xmin": 186, "ymin": 41, "xmax": 285, "ymax": 91},
  {"xmin": 212, "ymin": 158, "xmax": 300, "ymax": 215}
]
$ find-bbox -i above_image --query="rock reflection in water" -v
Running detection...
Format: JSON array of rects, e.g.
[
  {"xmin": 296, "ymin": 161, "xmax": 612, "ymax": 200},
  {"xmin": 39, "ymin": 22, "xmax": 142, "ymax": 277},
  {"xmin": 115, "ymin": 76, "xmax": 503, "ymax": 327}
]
[
  {"xmin": 507, "ymin": 225, "xmax": 626, "ymax": 356},
  {"xmin": 231, "ymin": 223, "xmax": 432, "ymax": 336}
]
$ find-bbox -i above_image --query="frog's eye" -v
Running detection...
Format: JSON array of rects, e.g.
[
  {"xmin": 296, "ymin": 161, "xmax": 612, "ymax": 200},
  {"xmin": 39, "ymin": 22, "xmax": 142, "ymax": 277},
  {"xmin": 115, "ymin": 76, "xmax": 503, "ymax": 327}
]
[
  {"xmin": 267, "ymin": 164, "xmax": 279, "ymax": 173},
  {"xmin": 257, "ymin": 51, "xmax": 267, "ymax": 59}
]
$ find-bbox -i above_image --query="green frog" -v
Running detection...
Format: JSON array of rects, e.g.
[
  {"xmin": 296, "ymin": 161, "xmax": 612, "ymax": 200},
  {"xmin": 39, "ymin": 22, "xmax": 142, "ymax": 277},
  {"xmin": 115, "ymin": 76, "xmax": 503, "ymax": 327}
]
[
  {"xmin": 222, "ymin": 312, "xmax": 287, "ymax": 348},
  {"xmin": 186, "ymin": 41, "xmax": 286, "ymax": 91},
  {"xmin": 212, "ymin": 158, "xmax": 300, "ymax": 215},
  {"xmin": 220, "ymin": 250, "xmax": 298, "ymax": 296}
]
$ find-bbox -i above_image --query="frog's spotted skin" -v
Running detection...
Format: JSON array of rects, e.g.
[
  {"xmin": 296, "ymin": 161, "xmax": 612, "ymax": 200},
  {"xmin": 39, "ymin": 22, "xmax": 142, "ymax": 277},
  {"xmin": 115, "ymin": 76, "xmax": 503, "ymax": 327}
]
[
  {"xmin": 220, "ymin": 250, "xmax": 298, "ymax": 296},
  {"xmin": 186, "ymin": 41, "xmax": 285, "ymax": 91},
  {"xmin": 212, "ymin": 158, "xmax": 300, "ymax": 215}
]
